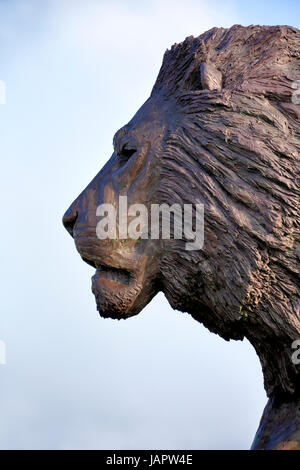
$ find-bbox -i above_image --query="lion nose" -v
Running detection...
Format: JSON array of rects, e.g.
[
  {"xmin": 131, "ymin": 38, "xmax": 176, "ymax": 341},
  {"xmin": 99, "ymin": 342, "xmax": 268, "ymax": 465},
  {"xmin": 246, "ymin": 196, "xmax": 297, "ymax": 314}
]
[{"xmin": 62, "ymin": 206, "xmax": 78, "ymax": 238}]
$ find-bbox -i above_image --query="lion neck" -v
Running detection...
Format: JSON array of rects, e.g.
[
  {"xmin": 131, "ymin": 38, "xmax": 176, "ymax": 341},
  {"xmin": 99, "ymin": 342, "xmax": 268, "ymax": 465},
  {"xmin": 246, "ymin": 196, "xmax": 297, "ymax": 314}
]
[
  {"xmin": 251, "ymin": 394, "xmax": 300, "ymax": 450},
  {"xmin": 162, "ymin": 247, "xmax": 300, "ymax": 397}
]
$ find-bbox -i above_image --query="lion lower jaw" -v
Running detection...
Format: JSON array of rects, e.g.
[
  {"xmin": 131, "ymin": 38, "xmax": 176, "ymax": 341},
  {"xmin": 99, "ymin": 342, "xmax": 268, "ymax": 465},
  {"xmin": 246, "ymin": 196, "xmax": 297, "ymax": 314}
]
[{"xmin": 93, "ymin": 265, "xmax": 133, "ymax": 285}]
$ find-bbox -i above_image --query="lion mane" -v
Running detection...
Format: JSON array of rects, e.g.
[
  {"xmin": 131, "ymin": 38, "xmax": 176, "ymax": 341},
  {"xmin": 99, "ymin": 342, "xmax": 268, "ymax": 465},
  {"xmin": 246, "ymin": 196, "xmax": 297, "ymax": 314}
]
[{"xmin": 151, "ymin": 25, "xmax": 300, "ymax": 396}]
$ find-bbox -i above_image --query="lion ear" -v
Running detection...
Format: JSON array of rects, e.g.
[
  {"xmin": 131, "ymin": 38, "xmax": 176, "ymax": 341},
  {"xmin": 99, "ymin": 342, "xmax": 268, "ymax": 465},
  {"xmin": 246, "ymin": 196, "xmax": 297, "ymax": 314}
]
[
  {"xmin": 200, "ymin": 62, "xmax": 222, "ymax": 91},
  {"xmin": 184, "ymin": 62, "xmax": 223, "ymax": 91}
]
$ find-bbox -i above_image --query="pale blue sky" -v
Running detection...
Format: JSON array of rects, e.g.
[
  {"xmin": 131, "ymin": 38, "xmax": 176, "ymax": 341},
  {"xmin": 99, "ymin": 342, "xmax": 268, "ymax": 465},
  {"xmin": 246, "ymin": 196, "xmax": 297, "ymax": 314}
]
[{"xmin": 0, "ymin": 0, "xmax": 298, "ymax": 450}]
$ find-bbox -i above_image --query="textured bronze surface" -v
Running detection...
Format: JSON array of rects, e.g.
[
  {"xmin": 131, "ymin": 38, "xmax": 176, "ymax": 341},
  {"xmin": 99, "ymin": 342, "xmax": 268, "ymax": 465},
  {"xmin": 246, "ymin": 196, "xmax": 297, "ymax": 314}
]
[{"xmin": 63, "ymin": 25, "xmax": 300, "ymax": 449}]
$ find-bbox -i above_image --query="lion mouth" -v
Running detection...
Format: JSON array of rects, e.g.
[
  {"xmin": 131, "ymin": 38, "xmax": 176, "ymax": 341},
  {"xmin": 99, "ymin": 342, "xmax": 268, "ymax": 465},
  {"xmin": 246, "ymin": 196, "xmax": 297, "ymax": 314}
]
[{"xmin": 81, "ymin": 256, "xmax": 133, "ymax": 285}]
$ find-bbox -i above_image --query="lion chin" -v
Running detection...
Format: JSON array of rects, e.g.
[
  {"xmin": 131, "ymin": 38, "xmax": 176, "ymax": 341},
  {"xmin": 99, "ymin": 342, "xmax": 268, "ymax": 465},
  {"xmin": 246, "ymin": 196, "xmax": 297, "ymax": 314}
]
[{"xmin": 91, "ymin": 272, "xmax": 144, "ymax": 319}]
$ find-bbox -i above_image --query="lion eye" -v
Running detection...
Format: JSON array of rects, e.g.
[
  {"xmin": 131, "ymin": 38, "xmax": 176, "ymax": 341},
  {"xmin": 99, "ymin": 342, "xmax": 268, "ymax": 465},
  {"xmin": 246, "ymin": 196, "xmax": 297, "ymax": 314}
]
[{"xmin": 118, "ymin": 144, "xmax": 136, "ymax": 161}]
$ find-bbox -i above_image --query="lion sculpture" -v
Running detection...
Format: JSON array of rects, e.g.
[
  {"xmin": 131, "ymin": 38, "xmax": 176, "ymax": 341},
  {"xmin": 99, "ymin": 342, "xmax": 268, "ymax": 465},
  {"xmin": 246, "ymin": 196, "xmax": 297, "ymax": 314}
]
[{"xmin": 63, "ymin": 25, "xmax": 300, "ymax": 450}]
